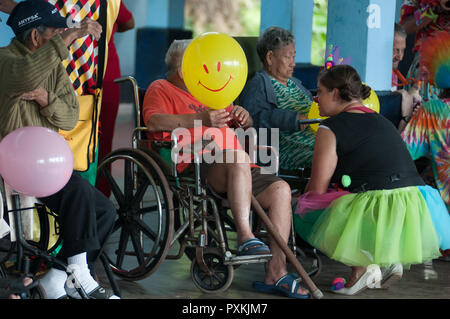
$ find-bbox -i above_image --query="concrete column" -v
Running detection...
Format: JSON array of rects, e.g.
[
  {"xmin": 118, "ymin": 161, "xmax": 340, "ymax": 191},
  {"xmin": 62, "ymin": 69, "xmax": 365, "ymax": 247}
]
[
  {"xmin": 395, "ymin": 0, "xmax": 403, "ymax": 22},
  {"xmin": 0, "ymin": 13, "xmax": 14, "ymax": 47},
  {"xmin": 116, "ymin": 0, "xmax": 185, "ymax": 77},
  {"xmin": 144, "ymin": 0, "xmax": 185, "ymax": 28},
  {"xmin": 0, "ymin": 0, "xmax": 24, "ymax": 47},
  {"xmin": 260, "ymin": 0, "xmax": 314, "ymax": 64},
  {"xmin": 326, "ymin": 0, "xmax": 396, "ymax": 91}
]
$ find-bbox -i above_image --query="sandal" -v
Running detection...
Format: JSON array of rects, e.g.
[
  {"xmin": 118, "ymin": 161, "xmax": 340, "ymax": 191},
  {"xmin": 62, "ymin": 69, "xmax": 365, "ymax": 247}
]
[
  {"xmin": 237, "ymin": 238, "xmax": 270, "ymax": 256},
  {"xmin": 253, "ymin": 273, "xmax": 310, "ymax": 299}
]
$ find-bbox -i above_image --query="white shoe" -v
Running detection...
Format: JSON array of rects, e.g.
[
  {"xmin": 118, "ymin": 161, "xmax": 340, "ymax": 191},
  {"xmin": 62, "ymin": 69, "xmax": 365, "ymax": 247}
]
[
  {"xmin": 64, "ymin": 279, "xmax": 120, "ymax": 299},
  {"xmin": 379, "ymin": 263, "xmax": 403, "ymax": 289},
  {"xmin": 64, "ymin": 267, "xmax": 120, "ymax": 299},
  {"xmin": 332, "ymin": 264, "xmax": 382, "ymax": 296}
]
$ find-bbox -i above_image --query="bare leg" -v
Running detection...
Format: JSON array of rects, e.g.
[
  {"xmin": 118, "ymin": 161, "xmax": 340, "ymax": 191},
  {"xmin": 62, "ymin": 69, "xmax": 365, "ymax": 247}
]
[
  {"xmin": 256, "ymin": 180, "xmax": 308, "ymax": 295},
  {"xmin": 206, "ymin": 150, "xmax": 254, "ymax": 244}
]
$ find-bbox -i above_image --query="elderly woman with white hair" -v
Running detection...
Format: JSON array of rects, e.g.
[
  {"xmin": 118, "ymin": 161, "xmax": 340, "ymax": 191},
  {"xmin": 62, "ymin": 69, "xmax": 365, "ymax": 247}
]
[{"xmin": 240, "ymin": 26, "xmax": 315, "ymax": 172}]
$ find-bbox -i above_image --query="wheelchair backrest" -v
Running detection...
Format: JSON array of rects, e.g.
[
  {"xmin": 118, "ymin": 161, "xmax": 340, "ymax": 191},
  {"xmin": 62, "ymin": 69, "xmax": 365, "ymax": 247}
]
[{"xmin": 137, "ymin": 87, "xmax": 147, "ymax": 127}]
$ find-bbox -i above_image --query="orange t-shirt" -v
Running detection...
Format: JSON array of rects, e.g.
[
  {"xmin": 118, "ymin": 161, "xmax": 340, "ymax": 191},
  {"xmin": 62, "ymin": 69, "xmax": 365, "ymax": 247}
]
[{"xmin": 142, "ymin": 79, "xmax": 253, "ymax": 172}]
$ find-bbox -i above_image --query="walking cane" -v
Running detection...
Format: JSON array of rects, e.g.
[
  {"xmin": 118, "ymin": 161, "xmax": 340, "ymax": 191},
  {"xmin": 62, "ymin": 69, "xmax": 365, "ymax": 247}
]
[{"xmin": 251, "ymin": 195, "xmax": 323, "ymax": 299}]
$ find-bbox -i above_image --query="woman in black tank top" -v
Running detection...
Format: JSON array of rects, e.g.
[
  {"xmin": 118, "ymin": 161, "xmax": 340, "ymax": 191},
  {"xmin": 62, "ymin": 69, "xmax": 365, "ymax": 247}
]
[{"xmin": 293, "ymin": 65, "xmax": 450, "ymax": 296}]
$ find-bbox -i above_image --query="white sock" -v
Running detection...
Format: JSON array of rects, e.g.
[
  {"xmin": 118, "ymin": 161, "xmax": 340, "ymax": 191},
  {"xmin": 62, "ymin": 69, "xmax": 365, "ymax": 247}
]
[
  {"xmin": 67, "ymin": 252, "xmax": 89, "ymax": 269},
  {"xmin": 39, "ymin": 268, "xmax": 67, "ymax": 299},
  {"xmin": 66, "ymin": 252, "xmax": 99, "ymax": 295}
]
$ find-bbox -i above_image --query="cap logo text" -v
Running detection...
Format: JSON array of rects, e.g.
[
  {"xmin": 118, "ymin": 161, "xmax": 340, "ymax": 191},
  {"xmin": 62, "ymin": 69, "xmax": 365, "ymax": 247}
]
[{"xmin": 18, "ymin": 13, "xmax": 41, "ymax": 27}]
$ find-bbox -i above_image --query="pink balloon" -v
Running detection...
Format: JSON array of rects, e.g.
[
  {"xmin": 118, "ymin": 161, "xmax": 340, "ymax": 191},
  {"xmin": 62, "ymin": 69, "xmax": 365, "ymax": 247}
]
[{"xmin": 0, "ymin": 127, "xmax": 73, "ymax": 197}]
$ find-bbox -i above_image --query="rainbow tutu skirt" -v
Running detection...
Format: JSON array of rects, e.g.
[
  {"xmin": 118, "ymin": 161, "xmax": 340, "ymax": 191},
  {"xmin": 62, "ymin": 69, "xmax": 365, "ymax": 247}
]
[{"xmin": 294, "ymin": 185, "xmax": 449, "ymax": 267}]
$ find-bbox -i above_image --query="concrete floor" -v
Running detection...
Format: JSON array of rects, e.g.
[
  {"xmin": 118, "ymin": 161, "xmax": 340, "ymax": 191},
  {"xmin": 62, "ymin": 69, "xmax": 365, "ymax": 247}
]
[
  {"xmin": 98, "ymin": 252, "xmax": 450, "ymax": 300},
  {"xmin": 98, "ymin": 103, "xmax": 450, "ymax": 301}
]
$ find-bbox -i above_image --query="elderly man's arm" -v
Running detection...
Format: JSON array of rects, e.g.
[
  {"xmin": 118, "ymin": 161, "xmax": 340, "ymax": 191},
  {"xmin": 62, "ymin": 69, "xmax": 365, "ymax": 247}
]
[
  {"xmin": 21, "ymin": 64, "xmax": 79, "ymax": 131},
  {"xmin": 1, "ymin": 20, "xmax": 102, "ymax": 96},
  {"xmin": 147, "ymin": 113, "xmax": 201, "ymax": 132},
  {"xmin": 147, "ymin": 109, "xmax": 233, "ymax": 132},
  {"xmin": 41, "ymin": 66, "xmax": 79, "ymax": 131},
  {"xmin": 0, "ymin": 35, "xmax": 70, "ymax": 96}
]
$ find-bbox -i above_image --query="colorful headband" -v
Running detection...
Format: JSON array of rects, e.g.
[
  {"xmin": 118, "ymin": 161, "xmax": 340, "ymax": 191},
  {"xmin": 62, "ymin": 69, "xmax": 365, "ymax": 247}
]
[{"xmin": 419, "ymin": 31, "xmax": 450, "ymax": 88}]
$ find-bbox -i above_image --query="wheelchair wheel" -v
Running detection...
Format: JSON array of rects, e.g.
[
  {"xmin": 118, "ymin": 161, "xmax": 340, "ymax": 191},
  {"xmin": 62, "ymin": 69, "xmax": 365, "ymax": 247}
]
[
  {"xmin": 190, "ymin": 252, "xmax": 234, "ymax": 293},
  {"xmin": 97, "ymin": 148, "xmax": 174, "ymax": 280}
]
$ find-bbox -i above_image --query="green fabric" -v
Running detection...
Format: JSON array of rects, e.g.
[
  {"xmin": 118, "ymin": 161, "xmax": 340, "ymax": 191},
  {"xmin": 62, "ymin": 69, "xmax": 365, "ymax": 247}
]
[
  {"xmin": 297, "ymin": 187, "xmax": 442, "ymax": 268},
  {"xmin": 270, "ymin": 77, "xmax": 315, "ymax": 170},
  {"xmin": 78, "ymin": 145, "xmax": 98, "ymax": 186},
  {"xmin": 159, "ymin": 147, "xmax": 173, "ymax": 169},
  {"xmin": 293, "ymin": 208, "xmax": 324, "ymax": 242}
]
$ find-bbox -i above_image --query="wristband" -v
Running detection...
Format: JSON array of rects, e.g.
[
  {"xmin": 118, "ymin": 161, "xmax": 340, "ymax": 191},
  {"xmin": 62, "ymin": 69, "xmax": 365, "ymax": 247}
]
[{"xmin": 401, "ymin": 115, "xmax": 411, "ymax": 123}]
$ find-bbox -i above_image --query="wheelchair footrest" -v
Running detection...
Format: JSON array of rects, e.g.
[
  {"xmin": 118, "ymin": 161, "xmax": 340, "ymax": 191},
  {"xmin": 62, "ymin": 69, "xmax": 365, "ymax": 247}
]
[{"xmin": 223, "ymin": 251, "xmax": 272, "ymax": 265}]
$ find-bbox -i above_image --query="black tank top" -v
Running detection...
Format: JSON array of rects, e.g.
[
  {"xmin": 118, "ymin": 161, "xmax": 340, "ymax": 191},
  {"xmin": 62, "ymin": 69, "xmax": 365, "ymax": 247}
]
[{"xmin": 321, "ymin": 112, "xmax": 424, "ymax": 192}]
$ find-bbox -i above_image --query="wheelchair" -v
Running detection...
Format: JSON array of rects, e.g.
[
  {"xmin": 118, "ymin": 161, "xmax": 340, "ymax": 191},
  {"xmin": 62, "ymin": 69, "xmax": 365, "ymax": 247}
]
[
  {"xmin": 0, "ymin": 179, "xmax": 121, "ymax": 299},
  {"xmin": 95, "ymin": 76, "xmax": 323, "ymax": 297}
]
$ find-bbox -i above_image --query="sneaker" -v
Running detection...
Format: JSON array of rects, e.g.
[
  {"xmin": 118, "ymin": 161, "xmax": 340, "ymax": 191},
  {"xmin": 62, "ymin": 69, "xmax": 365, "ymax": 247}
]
[
  {"xmin": 84, "ymin": 286, "xmax": 120, "ymax": 299},
  {"xmin": 379, "ymin": 263, "xmax": 403, "ymax": 289},
  {"xmin": 65, "ymin": 276, "xmax": 120, "ymax": 299}
]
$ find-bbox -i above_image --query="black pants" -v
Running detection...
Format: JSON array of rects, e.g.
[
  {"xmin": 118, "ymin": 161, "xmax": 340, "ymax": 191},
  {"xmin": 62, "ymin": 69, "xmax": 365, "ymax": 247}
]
[{"xmin": 38, "ymin": 172, "xmax": 116, "ymax": 271}]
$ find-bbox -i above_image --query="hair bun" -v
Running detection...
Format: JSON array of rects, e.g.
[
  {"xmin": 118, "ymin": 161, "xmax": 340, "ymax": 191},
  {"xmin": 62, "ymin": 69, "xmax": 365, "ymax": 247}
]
[{"xmin": 360, "ymin": 84, "xmax": 371, "ymax": 100}]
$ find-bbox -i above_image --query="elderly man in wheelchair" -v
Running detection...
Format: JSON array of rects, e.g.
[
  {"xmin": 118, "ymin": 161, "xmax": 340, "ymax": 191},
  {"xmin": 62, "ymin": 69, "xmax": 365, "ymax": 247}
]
[
  {"xmin": 138, "ymin": 39, "xmax": 310, "ymax": 299},
  {"xmin": 0, "ymin": 0, "xmax": 119, "ymax": 299}
]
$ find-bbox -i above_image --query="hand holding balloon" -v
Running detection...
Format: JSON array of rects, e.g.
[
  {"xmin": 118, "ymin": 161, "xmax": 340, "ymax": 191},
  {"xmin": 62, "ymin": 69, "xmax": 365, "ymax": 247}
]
[
  {"xmin": 230, "ymin": 105, "xmax": 250, "ymax": 127},
  {"xmin": 200, "ymin": 109, "xmax": 232, "ymax": 128}
]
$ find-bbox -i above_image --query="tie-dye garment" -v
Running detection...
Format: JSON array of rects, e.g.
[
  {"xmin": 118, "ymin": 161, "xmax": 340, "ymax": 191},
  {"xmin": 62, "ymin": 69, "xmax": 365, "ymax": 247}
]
[
  {"xmin": 270, "ymin": 77, "xmax": 315, "ymax": 170},
  {"xmin": 399, "ymin": 0, "xmax": 449, "ymax": 101},
  {"xmin": 402, "ymin": 98, "xmax": 450, "ymax": 209}
]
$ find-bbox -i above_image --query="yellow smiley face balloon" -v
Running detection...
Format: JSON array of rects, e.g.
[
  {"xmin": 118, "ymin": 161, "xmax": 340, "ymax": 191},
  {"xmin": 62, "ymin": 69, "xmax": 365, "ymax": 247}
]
[{"xmin": 182, "ymin": 32, "xmax": 248, "ymax": 109}]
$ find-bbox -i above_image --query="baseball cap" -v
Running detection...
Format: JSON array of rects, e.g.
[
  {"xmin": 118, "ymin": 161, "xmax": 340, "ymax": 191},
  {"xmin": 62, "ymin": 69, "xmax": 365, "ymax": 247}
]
[{"xmin": 6, "ymin": 0, "xmax": 68, "ymax": 36}]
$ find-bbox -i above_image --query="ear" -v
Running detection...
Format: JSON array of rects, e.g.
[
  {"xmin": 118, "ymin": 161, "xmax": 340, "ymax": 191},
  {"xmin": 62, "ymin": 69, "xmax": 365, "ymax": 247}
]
[
  {"xmin": 266, "ymin": 50, "xmax": 274, "ymax": 66},
  {"xmin": 29, "ymin": 28, "xmax": 40, "ymax": 48},
  {"xmin": 177, "ymin": 67, "xmax": 183, "ymax": 80},
  {"xmin": 332, "ymin": 88, "xmax": 341, "ymax": 101}
]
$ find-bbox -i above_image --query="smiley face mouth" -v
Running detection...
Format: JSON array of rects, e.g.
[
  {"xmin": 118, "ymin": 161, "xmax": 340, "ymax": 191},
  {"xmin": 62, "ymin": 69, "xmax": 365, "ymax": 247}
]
[{"xmin": 198, "ymin": 75, "xmax": 233, "ymax": 92}]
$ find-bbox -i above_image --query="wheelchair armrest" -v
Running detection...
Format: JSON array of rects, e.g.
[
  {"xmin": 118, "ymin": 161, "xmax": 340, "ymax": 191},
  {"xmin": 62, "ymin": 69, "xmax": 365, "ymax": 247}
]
[
  {"xmin": 113, "ymin": 75, "xmax": 138, "ymax": 85},
  {"xmin": 132, "ymin": 127, "xmax": 150, "ymax": 149}
]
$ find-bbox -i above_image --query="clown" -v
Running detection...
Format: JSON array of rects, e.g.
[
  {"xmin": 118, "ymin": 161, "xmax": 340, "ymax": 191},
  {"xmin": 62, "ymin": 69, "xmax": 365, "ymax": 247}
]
[{"xmin": 401, "ymin": 31, "xmax": 450, "ymax": 211}]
